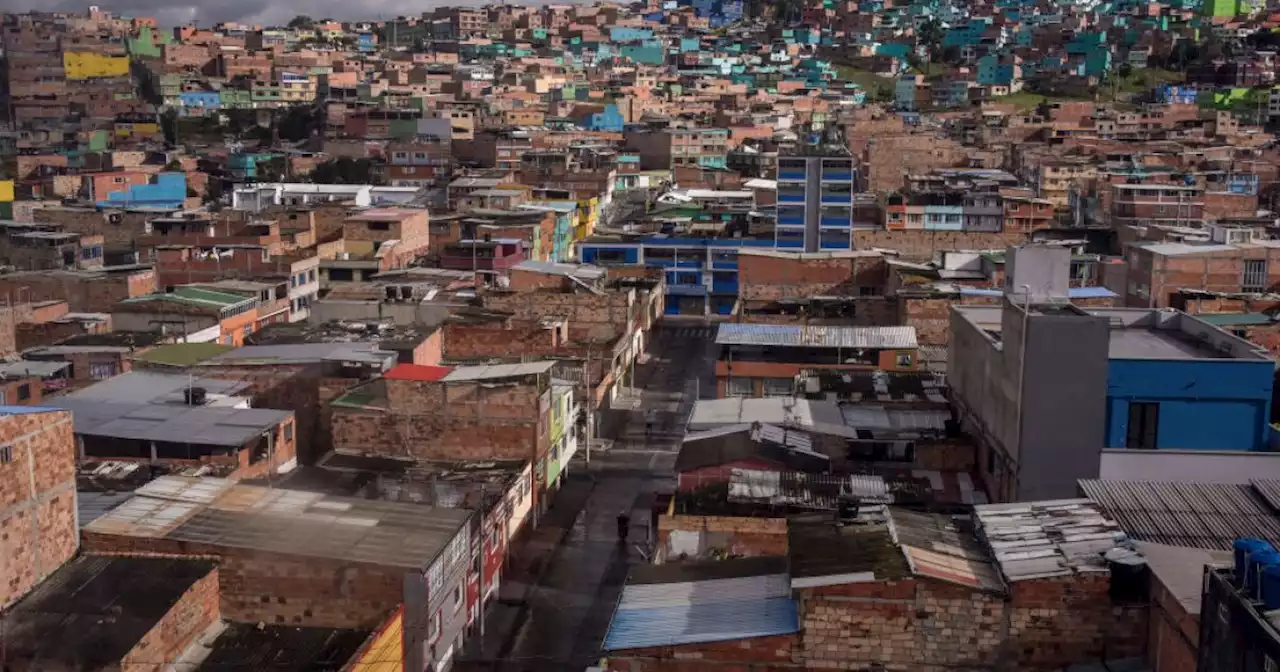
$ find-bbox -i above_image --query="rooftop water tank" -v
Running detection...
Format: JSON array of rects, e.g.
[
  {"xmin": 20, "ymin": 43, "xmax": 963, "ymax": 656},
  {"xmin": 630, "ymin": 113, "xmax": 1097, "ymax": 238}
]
[
  {"xmin": 1248, "ymin": 549, "xmax": 1280, "ymax": 600},
  {"xmin": 1234, "ymin": 538, "xmax": 1273, "ymax": 587}
]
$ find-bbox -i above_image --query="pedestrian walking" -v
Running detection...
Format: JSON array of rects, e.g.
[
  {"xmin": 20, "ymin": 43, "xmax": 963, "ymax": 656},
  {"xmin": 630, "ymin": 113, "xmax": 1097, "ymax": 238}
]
[{"xmin": 616, "ymin": 511, "xmax": 630, "ymax": 543}]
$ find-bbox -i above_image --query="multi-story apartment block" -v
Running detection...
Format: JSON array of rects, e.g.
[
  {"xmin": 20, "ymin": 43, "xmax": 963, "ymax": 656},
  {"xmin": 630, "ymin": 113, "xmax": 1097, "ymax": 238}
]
[{"xmin": 775, "ymin": 137, "xmax": 857, "ymax": 252}]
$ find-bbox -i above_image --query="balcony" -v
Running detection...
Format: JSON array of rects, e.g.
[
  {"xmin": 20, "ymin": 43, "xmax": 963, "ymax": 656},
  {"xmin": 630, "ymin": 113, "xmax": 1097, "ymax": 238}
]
[
  {"xmin": 778, "ymin": 192, "xmax": 806, "ymax": 204},
  {"xmin": 820, "ymin": 217, "xmax": 852, "ymax": 228},
  {"xmin": 820, "ymin": 193, "xmax": 852, "ymax": 204},
  {"xmin": 821, "ymin": 172, "xmax": 853, "ymax": 182},
  {"xmin": 778, "ymin": 215, "xmax": 805, "ymax": 226},
  {"xmin": 777, "ymin": 170, "xmax": 807, "ymax": 181}
]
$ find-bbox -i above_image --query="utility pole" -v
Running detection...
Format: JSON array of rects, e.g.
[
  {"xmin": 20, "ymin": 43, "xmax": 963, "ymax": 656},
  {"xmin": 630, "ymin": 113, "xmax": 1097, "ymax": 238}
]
[{"xmin": 584, "ymin": 347, "xmax": 593, "ymax": 467}]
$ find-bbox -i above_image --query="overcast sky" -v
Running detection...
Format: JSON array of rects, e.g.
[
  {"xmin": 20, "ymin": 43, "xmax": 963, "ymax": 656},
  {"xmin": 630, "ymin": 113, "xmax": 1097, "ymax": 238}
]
[{"xmin": 5, "ymin": 0, "xmax": 458, "ymax": 28}]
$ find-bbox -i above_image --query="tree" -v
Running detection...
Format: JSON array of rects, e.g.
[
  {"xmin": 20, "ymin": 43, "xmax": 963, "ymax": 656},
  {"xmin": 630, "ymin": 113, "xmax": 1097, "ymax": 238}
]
[
  {"xmin": 164, "ymin": 159, "xmax": 184, "ymax": 171},
  {"xmin": 160, "ymin": 109, "xmax": 179, "ymax": 148},
  {"xmin": 204, "ymin": 179, "xmax": 225, "ymax": 204},
  {"xmin": 917, "ymin": 18, "xmax": 945, "ymax": 66},
  {"xmin": 311, "ymin": 157, "xmax": 382, "ymax": 185},
  {"xmin": 287, "ymin": 15, "xmax": 314, "ymax": 29}
]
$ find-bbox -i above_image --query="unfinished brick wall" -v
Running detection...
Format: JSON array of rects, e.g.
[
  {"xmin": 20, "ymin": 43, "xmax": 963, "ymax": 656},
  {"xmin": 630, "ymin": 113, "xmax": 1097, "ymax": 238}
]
[
  {"xmin": 656, "ymin": 514, "xmax": 788, "ymax": 561},
  {"xmin": 195, "ymin": 364, "xmax": 329, "ymax": 466},
  {"xmin": 0, "ymin": 269, "xmax": 156, "ymax": 313},
  {"xmin": 332, "ymin": 407, "xmax": 543, "ymax": 463},
  {"xmin": 854, "ymin": 230, "xmax": 1032, "ymax": 260},
  {"xmin": 482, "ymin": 289, "xmax": 633, "ymax": 342},
  {"xmin": 1007, "ymin": 575, "xmax": 1147, "ymax": 669},
  {"xmin": 80, "ymin": 534, "xmax": 405, "ymax": 631},
  {"xmin": 862, "ymin": 135, "xmax": 967, "ymax": 193},
  {"xmin": 799, "ymin": 579, "xmax": 1005, "ymax": 671},
  {"xmin": 1203, "ymin": 191, "xmax": 1258, "ymax": 221},
  {"xmin": 0, "ymin": 409, "xmax": 78, "ymax": 608},
  {"xmin": 1129, "ymin": 246, "xmax": 1280, "ymax": 308},
  {"xmin": 33, "ymin": 207, "xmax": 154, "ymax": 248},
  {"xmin": 737, "ymin": 253, "xmax": 887, "ymax": 302},
  {"xmin": 605, "ymin": 634, "xmax": 800, "ymax": 672},
  {"xmin": 120, "ymin": 566, "xmax": 220, "ymax": 672}
]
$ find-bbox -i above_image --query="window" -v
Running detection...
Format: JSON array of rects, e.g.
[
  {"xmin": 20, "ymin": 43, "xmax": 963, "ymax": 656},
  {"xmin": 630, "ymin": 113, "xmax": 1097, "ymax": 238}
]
[
  {"xmin": 1125, "ymin": 402, "xmax": 1159, "ymax": 450},
  {"xmin": 16, "ymin": 384, "xmax": 30, "ymax": 401},
  {"xmin": 89, "ymin": 362, "xmax": 117, "ymax": 381},
  {"xmin": 762, "ymin": 378, "xmax": 792, "ymax": 397},
  {"xmin": 727, "ymin": 377, "xmax": 753, "ymax": 397},
  {"xmin": 1243, "ymin": 259, "xmax": 1268, "ymax": 292},
  {"xmin": 895, "ymin": 353, "xmax": 914, "ymax": 368},
  {"xmin": 452, "ymin": 585, "xmax": 463, "ymax": 612},
  {"xmin": 0, "ymin": 445, "xmax": 11, "ymax": 464},
  {"xmin": 429, "ymin": 610, "xmax": 442, "ymax": 641},
  {"xmin": 283, "ymin": 422, "xmax": 294, "ymax": 442},
  {"xmin": 592, "ymin": 249, "xmax": 628, "ymax": 265}
]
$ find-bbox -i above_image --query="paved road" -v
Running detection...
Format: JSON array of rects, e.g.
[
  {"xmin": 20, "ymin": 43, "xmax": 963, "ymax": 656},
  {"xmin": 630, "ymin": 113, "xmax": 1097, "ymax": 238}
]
[{"xmin": 458, "ymin": 321, "xmax": 716, "ymax": 671}]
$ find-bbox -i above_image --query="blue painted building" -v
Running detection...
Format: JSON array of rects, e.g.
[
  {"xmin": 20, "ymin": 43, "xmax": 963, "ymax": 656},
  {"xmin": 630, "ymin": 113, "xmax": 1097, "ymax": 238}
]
[
  {"xmin": 179, "ymin": 91, "xmax": 221, "ymax": 114},
  {"xmin": 620, "ymin": 43, "xmax": 665, "ymax": 66},
  {"xmin": 97, "ymin": 172, "xmax": 187, "ymax": 209},
  {"xmin": 952, "ymin": 246, "xmax": 1280, "ymax": 502},
  {"xmin": 776, "ymin": 147, "xmax": 857, "ymax": 252},
  {"xmin": 977, "ymin": 55, "xmax": 1017, "ymax": 86},
  {"xmin": 580, "ymin": 237, "xmax": 776, "ymax": 315},
  {"xmin": 579, "ymin": 104, "xmax": 624, "ymax": 132},
  {"xmin": 1105, "ymin": 333, "xmax": 1275, "ymax": 452}
]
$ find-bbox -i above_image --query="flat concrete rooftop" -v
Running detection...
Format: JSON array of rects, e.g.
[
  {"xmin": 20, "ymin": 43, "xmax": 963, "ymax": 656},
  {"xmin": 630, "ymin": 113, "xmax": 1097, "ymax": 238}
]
[{"xmin": 1108, "ymin": 327, "xmax": 1229, "ymax": 360}]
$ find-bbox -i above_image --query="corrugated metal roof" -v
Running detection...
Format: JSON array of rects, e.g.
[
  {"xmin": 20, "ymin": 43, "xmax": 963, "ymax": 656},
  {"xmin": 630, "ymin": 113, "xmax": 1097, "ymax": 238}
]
[
  {"xmin": 84, "ymin": 476, "xmax": 472, "ymax": 569},
  {"xmin": 602, "ymin": 573, "xmax": 799, "ymax": 651},
  {"xmin": 715, "ymin": 323, "xmax": 918, "ymax": 350},
  {"xmin": 1080, "ymin": 479, "xmax": 1280, "ymax": 551},
  {"xmin": 511, "ymin": 259, "xmax": 606, "ymax": 280},
  {"xmin": 974, "ymin": 498, "xmax": 1135, "ymax": 581},
  {"xmin": 891, "ymin": 509, "xmax": 1004, "ymax": 593},
  {"xmin": 441, "ymin": 361, "xmax": 557, "ymax": 382},
  {"xmin": 728, "ymin": 469, "xmax": 891, "ymax": 508}
]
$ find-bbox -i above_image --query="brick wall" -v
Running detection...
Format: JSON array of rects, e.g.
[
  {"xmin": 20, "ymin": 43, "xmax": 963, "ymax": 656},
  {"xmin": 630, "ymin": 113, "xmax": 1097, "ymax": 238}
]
[
  {"xmin": 120, "ymin": 566, "xmax": 220, "ymax": 672},
  {"xmin": 605, "ymin": 634, "xmax": 800, "ymax": 672},
  {"xmin": 0, "ymin": 409, "xmax": 78, "ymax": 608},
  {"xmin": 799, "ymin": 579, "xmax": 1005, "ymax": 671},
  {"xmin": 1008, "ymin": 575, "xmax": 1147, "ymax": 669},
  {"xmin": 1148, "ymin": 570, "xmax": 1199, "ymax": 672},
  {"xmin": 737, "ymin": 253, "xmax": 887, "ymax": 302},
  {"xmin": 656, "ymin": 514, "xmax": 788, "ymax": 562},
  {"xmin": 1203, "ymin": 191, "xmax": 1258, "ymax": 220},
  {"xmin": 332, "ymin": 406, "xmax": 542, "ymax": 463},
  {"xmin": 80, "ymin": 534, "xmax": 404, "ymax": 631},
  {"xmin": 482, "ymin": 289, "xmax": 633, "ymax": 342},
  {"xmin": 33, "ymin": 207, "xmax": 155, "ymax": 249},
  {"xmin": 1130, "ymin": 246, "xmax": 1280, "ymax": 308},
  {"xmin": 854, "ymin": 230, "xmax": 1033, "ymax": 260},
  {"xmin": 194, "ymin": 364, "xmax": 331, "ymax": 466},
  {"xmin": 863, "ymin": 135, "xmax": 967, "ymax": 193},
  {"xmin": 0, "ymin": 269, "xmax": 156, "ymax": 313}
]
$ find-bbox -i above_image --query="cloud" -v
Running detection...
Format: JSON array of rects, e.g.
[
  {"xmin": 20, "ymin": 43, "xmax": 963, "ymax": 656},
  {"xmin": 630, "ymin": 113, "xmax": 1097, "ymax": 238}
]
[{"xmin": 4, "ymin": 0, "xmax": 470, "ymax": 27}]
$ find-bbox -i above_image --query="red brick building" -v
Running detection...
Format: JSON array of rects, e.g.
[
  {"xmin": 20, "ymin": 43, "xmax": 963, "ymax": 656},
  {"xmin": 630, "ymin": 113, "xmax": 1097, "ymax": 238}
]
[{"xmin": 0, "ymin": 406, "xmax": 77, "ymax": 609}]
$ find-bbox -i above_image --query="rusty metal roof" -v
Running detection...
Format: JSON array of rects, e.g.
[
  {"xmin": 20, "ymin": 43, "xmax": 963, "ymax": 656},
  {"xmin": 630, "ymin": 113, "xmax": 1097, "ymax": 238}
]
[{"xmin": 715, "ymin": 323, "xmax": 918, "ymax": 350}]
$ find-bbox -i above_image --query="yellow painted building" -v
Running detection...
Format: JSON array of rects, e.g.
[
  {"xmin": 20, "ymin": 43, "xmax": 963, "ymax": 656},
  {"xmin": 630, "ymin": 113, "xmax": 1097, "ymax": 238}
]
[
  {"xmin": 114, "ymin": 121, "xmax": 161, "ymax": 139},
  {"xmin": 575, "ymin": 196, "xmax": 600, "ymax": 240},
  {"xmin": 63, "ymin": 52, "xmax": 131, "ymax": 80},
  {"xmin": 0, "ymin": 180, "xmax": 14, "ymax": 203}
]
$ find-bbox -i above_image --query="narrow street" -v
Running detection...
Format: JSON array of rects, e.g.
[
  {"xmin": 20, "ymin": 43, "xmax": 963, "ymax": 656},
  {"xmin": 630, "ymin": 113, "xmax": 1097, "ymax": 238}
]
[{"xmin": 458, "ymin": 321, "xmax": 718, "ymax": 671}]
